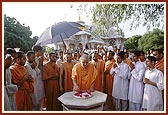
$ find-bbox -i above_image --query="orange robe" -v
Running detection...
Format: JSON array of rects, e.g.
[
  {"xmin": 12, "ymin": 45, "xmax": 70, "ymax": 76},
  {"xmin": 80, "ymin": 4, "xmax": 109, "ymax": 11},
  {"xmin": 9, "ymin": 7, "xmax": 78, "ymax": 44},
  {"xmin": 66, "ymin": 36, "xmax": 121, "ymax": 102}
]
[
  {"xmin": 10, "ymin": 63, "xmax": 34, "ymax": 111},
  {"xmin": 62, "ymin": 62, "xmax": 75, "ymax": 92},
  {"xmin": 91, "ymin": 60, "xmax": 105, "ymax": 92},
  {"xmin": 155, "ymin": 57, "xmax": 164, "ymax": 74},
  {"xmin": 42, "ymin": 62, "xmax": 60, "ymax": 111},
  {"xmin": 72, "ymin": 63, "xmax": 97, "ymax": 90},
  {"xmin": 104, "ymin": 59, "xmax": 115, "ymax": 95}
]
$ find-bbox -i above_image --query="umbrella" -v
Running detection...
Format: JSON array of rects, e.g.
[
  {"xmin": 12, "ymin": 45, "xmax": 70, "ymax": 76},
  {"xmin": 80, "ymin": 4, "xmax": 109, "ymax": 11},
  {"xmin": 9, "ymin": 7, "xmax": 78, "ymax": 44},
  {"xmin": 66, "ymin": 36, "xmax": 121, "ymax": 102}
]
[{"xmin": 36, "ymin": 21, "xmax": 85, "ymax": 46}]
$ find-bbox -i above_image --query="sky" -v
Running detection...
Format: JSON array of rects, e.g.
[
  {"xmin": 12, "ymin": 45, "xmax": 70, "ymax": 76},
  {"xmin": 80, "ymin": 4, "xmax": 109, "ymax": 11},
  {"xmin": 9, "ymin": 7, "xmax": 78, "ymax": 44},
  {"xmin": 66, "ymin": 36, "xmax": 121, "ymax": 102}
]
[{"xmin": 2, "ymin": 2, "xmax": 164, "ymax": 38}]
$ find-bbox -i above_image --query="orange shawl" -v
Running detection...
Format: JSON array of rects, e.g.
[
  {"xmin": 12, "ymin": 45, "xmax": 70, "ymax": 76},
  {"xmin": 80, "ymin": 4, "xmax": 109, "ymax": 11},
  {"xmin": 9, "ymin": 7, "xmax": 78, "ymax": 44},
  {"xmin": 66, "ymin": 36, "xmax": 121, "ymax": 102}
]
[
  {"xmin": 104, "ymin": 59, "xmax": 115, "ymax": 95},
  {"xmin": 155, "ymin": 57, "xmax": 164, "ymax": 74},
  {"xmin": 72, "ymin": 63, "xmax": 97, "ymax": 90},
  {"xmin": 10, "ymin": 63, "xmax": 34, "ymax": 111},
  {"xmin": 62, "ymin": 62, "xmax": 75, "ymax": 92},
  {"xmin": 91, "ymin": 60, "xmax": 105, "ymax": 92}
]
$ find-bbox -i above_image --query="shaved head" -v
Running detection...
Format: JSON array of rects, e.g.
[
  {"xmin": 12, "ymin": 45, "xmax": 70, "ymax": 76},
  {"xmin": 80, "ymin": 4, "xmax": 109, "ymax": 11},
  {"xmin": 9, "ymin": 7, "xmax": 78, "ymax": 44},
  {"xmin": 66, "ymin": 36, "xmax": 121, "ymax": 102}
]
[
  {"xmin": 80, "ymin": 54, "xmax": 90, "ymax": 68},
  {"xmin": 80, "ymin": 54, "xmax": 90, "ymax": 61}
]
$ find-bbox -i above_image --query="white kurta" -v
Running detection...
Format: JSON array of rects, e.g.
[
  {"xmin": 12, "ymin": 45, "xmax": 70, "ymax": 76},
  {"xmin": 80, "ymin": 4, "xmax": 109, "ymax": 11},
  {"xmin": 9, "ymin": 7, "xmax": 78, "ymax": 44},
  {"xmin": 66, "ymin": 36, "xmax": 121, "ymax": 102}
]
[
  {"xmin": 5, "ymin": 68, "xmax": 18, "ymax": 111},
  {"xmin": 4, "ymin": 87, "xmax": 11, "ymax": 111},
  {"xmin": 35, "ymin": 57, "xmax": 45, "ymax": 101},
  {"xmin": 142, "ymin": 68, "xmax": 164, "ymax": 111},
  {"xmin": 128, "ymin": 61, "xmax": 146, "ymax": 104},
  {"xmin": 110, "ymin": 62, "xmax": 131, "ymax": 100},
  {"xmin": 25, "ymin": 61, "xmax": 39, "ymax": 107}
]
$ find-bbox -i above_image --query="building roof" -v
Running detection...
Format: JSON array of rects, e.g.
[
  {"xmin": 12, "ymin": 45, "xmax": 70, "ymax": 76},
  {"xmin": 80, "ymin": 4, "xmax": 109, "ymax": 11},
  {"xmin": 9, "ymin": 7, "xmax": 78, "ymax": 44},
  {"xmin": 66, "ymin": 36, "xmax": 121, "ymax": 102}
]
[
  {"xmin": 88, "ymin": 39, "xmax": 106, "ymax": 44},
  {"xmin": 74, "ymin": 30, "xmax": 92, "ymax": 36}
]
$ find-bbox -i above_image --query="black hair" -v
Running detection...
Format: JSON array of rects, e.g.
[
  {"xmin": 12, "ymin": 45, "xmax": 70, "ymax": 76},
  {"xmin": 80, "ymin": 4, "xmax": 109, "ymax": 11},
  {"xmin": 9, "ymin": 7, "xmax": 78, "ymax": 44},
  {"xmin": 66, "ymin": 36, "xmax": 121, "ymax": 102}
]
[
  {"xmin": 117, "ymin": 51, "xmax": 125, "ymax": 60},
  {"xmin": 139, "ymin": 50, "xmax": 145, "ymax": 55},
  {"xmin": 132, "ymin": 50, "xmax": 141, "ymax": 57},
  {"xmin": 32, "ymin": 45, "xmax": 42, "ymax": 52},
  {"xmin": 108, "ymin": 51, "xmax": 115, "ymax": 56},
  {"xmin": 146, "ymin": 56, "xmax": 156, "ymax": 63},
  {"xmin": 26, "ymin": 51, "xmax": 35, "ymax": 57},
  {"xmin": 17, "ymin": 51, "xmax": 25, "ymax": 59},
  {"xmin": 49, "ymin": 52, "xmax": 56, "ymax": 57},
  {"xmin": 6, "ymin": 48, "xmax": 17, "ymax": 54},
  {"xmin": 153, "ymin": 48, "xmax": 164, "ymax": 55}
]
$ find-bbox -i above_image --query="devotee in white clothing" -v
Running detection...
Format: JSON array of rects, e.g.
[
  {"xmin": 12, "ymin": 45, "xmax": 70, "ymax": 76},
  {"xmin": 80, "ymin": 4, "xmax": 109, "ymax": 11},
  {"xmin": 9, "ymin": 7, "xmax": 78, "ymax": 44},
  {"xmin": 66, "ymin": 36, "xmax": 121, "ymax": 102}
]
[
  {"xmin": 25, "ymin": 51, "xmax": 39, "ymax": 110},
  {"xmin": 32, "ymin": 45, "xmax": 45, "ymax": 110},
  {"xmin": 142, "ymin": 56, "xmax": 164, "ymax": 111},
  {"xmin": 4, "ymin": 54, "xmax": 18, "ymax": 111},
  {"xmin": 110, "ymin": 51, "xmax": 131, "ymax": 111},
  {"xmin": 128, "ymin": 51, "xmax": 146, "ymax": 111}
]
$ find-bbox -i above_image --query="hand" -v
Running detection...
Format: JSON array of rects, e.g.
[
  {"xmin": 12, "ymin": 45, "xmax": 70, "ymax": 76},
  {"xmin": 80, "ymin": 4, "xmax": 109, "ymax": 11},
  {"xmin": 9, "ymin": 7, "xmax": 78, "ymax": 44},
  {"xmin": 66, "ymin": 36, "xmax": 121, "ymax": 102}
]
[
  {"xmin": 74, "ymin": 84, "xmax": 80, "ymax": 91},
  {"xmin": 143, "ymin": 78, "xmax": 150, "ymax": 84},
  {"xmin": 113, "ymin": 63, "xmax": 117, "ymax": 68},
  {"xmin": 130, "ymin": 65, "xmax": 135, "ymax": 71},
  {"xmin": 90, "ymin": 87, "xmax": 95, "ymax": 92},
  {"xmin": 60, "ymin": 87, "xmax": 64, "ymax": 93}
]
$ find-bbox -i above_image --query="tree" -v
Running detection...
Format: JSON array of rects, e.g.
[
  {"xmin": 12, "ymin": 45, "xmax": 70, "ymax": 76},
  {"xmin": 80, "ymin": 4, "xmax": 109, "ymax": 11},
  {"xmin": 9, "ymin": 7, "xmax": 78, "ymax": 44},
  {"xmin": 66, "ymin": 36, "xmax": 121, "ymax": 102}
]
[
  {"xmin": 124, "ymin": 35, "xmax": 142, "ymax": 51},
  {"xmin": 92, "ymin": 4, "xmax": 164, "ymax": 37},
  {"xmin": 138, "ymin": 28, "xmax": 164, "ymax": 52},
  {"xmin": 4, "ymin": 15, "xmax": 37, "ymax": 52}
]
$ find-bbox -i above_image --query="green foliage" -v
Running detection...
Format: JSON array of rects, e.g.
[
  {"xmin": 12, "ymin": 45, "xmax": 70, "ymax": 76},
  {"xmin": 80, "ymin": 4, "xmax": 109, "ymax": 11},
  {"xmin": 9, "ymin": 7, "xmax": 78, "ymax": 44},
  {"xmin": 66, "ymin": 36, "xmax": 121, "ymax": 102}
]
[
  {"xmin": 4, "ymin": 15, "xmax": 37, "ymax": 52},
  {"xmin": 43, "ymin": 46, "xmax": 55, "ymax": 53},
  {"xmin": 124, "ymin": 35, "xmax": 142, "ymax": 51},
  {"xmin": 124, "ymin": 28, "xmax": 164, "ymax": 52},
  {"xmin": 92, "ymin": 4, "xmax": 164, "ymax": 37},
  {"xmin": 138, "ymin": 28, "xmax": 164, "ymax": 52}
]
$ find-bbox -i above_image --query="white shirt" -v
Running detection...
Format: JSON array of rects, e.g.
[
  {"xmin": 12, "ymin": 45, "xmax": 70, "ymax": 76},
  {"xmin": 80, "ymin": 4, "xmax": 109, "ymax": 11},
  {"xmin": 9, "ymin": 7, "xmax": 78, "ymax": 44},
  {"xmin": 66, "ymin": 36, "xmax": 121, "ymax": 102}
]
[
  {"xmin": 25, "ymin": 61, "xmax": 39, "ymax": 106},
  {"xmin": 110, "ymin": 62, "xmax": 131, "ymax": 100},
  {"xmin": 142, "ymin": 68, "xmax": 164, "ymax": 111},
  {"xmin": 128, "ymin": 61, "xmax": 146, "ymax": 103},
  {"xmin": 35, "ymin": 57, "xmax": 45, "ymax": 100},
  {"xmin": 5, "ymin": 68, "xmax": 18, "ymax": 111}
]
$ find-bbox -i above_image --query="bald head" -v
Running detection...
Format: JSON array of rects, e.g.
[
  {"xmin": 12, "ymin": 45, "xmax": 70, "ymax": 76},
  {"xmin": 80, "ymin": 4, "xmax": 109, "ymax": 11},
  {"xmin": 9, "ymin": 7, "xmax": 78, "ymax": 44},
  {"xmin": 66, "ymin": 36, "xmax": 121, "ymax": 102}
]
[{"xmin": 80, "ymin": 54, "xmax": 90, "ymax": 68}]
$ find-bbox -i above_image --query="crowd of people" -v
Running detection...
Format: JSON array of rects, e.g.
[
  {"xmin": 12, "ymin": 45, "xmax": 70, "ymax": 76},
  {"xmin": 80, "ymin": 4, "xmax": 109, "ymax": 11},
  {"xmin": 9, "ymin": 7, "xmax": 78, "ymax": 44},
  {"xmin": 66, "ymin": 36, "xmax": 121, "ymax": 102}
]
[{"xmin": 4, "ymin": 45, "xmax": 164, "ymax": 111}]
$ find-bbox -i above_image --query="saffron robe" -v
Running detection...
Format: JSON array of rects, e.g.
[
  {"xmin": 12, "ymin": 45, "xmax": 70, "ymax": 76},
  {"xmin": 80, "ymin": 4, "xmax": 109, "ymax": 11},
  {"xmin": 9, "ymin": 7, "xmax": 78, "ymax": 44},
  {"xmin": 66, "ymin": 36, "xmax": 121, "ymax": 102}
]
[
  {"xmin": 42, "ymin": 62, "xmax": 60, "ymax": 111},
  {"xmin": 10, "ymin": 63, "xmax": 34, "ymax": 111},
  {"xmin": 155, "ymin": 57, "xmax": 164, "ymax": 74},
  {"xmin": 61, "ymin": 61, "xmax": 76, "ymax": 92},
  {"xmin": 104, "ymin": 59, "xmax": 115, "ymax": 95},
  {"xmin": 72, "ymin": 63, "xmax": 97, "ymax": 90},
  {"xmin": 90, "ymin": 60, "xmax": 105, "ymax": 92}
]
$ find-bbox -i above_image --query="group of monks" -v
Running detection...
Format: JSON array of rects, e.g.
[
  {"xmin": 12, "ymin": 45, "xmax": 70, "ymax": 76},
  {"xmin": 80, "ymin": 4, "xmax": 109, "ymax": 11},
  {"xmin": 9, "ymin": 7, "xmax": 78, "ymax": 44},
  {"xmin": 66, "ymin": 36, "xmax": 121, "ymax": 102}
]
[{"xmin": 4, "ymin": 45, "xmax": 164, "ymax": 111}]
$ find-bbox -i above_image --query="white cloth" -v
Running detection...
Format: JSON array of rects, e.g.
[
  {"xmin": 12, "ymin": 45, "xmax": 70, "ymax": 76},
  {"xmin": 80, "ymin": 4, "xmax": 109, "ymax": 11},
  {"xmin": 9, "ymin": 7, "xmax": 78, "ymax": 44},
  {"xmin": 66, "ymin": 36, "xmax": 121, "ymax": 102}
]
[
  {"xmin": 56, "ymin": 58, "xmax": 63, "ymax": 68},
  {"xmin": 128, "ymin": 61, "xmax": 146, "ymax": 105},
  {"xmin": 142, "ymin": 68, "xmax": 164, "ymax": 111},
  {"xmin": 5, "ymin": 68, "xmax": 18, "ymax": 111},
  {"xmin": 35, "ymin": 57, "xmax": 45, "ymax": 101},
  {"xmin": 25, "ymin": 61, "xmax": 39, "ymax": 108},
  {"xmin": 4, "ymin": 87, "xmax": 11, "ymax": 111},
  {"xmin": 110, "ymin": 62, "xmax": 131, "ymax": 100}
]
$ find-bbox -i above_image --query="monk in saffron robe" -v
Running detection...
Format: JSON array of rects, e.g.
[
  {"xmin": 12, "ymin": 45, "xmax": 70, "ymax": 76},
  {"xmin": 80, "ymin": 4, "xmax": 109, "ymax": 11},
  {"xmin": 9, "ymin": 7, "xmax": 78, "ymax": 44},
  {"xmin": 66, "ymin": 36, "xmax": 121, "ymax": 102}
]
[
  {"xmin": 153, "ymin": 48, "xmax": 164, "ymax": 74},
  {"xmin": 104, "ymin": 51, "xmax": 115, "ymax": 110},
  {"xmin": 59, "ymin": 52, "xmax": 76, "ymax": 92},
  {"xmin": 72, "ymin": 54, "xmax": 97, "ymax": 91},
  {"xmin": 90, "ymin": 52, "xmax": 105, "ymax": 92},
  {"xmin": 10, "ymin": 51, "xmax": 34, "ymax": 111},
  {"xmin": 42, "ymin": 52, "xmax": 61, "ymax": 111}
]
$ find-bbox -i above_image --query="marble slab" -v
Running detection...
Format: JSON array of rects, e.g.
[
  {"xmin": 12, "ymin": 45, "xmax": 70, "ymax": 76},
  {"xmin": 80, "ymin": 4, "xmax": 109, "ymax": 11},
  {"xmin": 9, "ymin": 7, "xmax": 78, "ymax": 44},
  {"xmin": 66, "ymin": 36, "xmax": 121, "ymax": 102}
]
[{"xmin": 58, "ymin": 91, "xmax": 107, "ymax": 109}]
